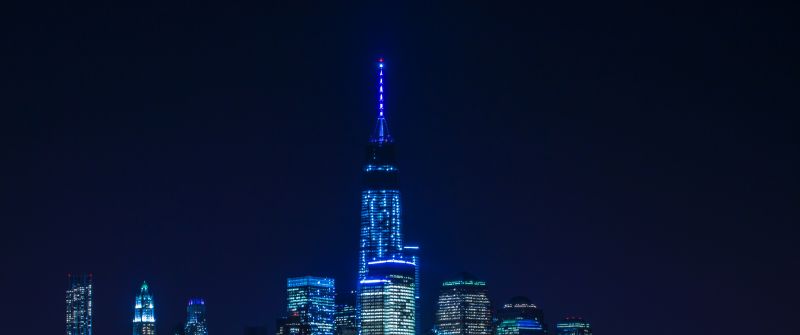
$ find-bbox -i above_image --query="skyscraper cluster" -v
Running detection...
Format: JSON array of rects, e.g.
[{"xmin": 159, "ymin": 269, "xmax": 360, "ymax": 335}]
[
  {"xmin": 65, "ymin": 277, "xmax": 209, "ymax": 335},
  {"xmin": 270, "ymin": 59, "xmax": 592, "ymax": 335},
  {"xmin": 64, "ymin": 58, "xmax": 592, "ymax": 335}
]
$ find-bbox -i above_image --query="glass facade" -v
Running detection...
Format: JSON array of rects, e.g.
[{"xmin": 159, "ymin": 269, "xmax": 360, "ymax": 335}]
[
  {"xmin": 554, "ymin": 317, "xmax": 591, "ymax": 335},
  {"xmin": 133, "ymin": 281, "xmax": 156, "ymax": 335},
  {"xmin": 358, "ymin": 58, "xmax": 405, "ymax": 283},
  {"xmin": 277, "ymin": 312, "xmax": 312, "ymax": 335},
  {"xmin": 358, "ymin": 260, "xmax": 416, "ymax": 335},
  {"xmin": 357, "ymin": 58, "xmax": 419, "ymax": 335},
  {"xmin": 335, "ymin": 304, "xmax": 357, "ymax": 335},
  {"xmin": 66, "ymin": 273, "xmax": 93, "ymax": 335},
  {"xmin": 286, "ymin": 276, "xmax": 336, "ymax": 335},
  {"xmin": 184, "ymin": 298, "xmax": 208, "ymax": 335},
  {"xmin": 435, "ymin": 274, "xmax": 491, "ymax": 335},
  {"xmin": 494, "ymin": 297, "xmax": 546, "ymax": 335}
]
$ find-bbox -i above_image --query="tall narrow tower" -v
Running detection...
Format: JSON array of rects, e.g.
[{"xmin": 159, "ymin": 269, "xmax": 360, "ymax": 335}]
[
  {"xmin": 133, "ymin": 281, "xmax": 156, "ymax": 335},
  {"xmin": 356, "ymin": 58, "xmax": 419, "ymax": 335},
  {"xmin": 358, "ymin": 58, "xmax": 404, "ymax": 282},
  {"xmin": 66, "ymin": 273, "xmax": 93, "ymax": 335}
]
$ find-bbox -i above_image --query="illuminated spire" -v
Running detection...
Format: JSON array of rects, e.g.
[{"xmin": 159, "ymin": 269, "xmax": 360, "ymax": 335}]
[
  {"xmin": 371, "ymin": 57, "xmax": 392, "ymax": 143},
  {"xmin": 378, "ymin": 58, "xmax": 385, "ymax": 117}
]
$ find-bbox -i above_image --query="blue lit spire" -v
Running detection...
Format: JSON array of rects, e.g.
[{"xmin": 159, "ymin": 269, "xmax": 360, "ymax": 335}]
[
  {"xmin": 372, "ymin": 57, "xmax": 392, "ymax": 143},
  {"xmin": 133, "ymin": 281, "xmax": 156, "ymax": 335}
]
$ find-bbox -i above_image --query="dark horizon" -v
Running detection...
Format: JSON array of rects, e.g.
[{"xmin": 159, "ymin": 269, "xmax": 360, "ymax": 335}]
[{"xmin": 2, "ymin": 1, "xmax": 798, "ymax": 335}]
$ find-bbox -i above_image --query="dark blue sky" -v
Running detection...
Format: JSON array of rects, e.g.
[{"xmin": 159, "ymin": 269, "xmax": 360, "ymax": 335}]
[{"xmin": 2, "ymin": 1, "xmax": 798, "ymax": 334}]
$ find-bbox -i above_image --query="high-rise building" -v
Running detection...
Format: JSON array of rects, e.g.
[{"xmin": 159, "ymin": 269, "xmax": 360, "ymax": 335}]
[
  {"xmin": 356, "ymin": 57, "xmax": 419, "ymax": 335},
  {"xmin": 277, "ymin": 312, "xmax": 312, "ymax": 335},
  {"xmin": 358, "ymin": 260, "xmax": 416, "ymax": 335},
  {"xmin": 435, "ymin": 273, "xmax": 492, "ymax": 335},
  {"xmin": 494, "ymin": 297, "xmax": 546, "ymax": 335},
  {"xmin": 358, "ymin": 58, "xmax": 405, "ymax": 282},
  {"xmin": 184, "ymin": 298, "xmax": 209, "ymax": 335},
  {"xmin": 554, "ymin": 317, "xmax": 591, "ymax": 335},
  {"xmin": 286, "ymin": 276, "xmax": 336, "ymax": 335},
  {"xmin": 133, "ymin": 281, "xmax": 156, "ymax": 335},
  {"xmin": 66, "ymin": 273, "xmax": 93, "ymax": 335},
  {"xmin": 334, "ymin": 304, "xmax": 357, "ymax": 335}
]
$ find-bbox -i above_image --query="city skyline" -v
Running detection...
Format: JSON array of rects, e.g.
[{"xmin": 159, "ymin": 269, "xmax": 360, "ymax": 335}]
[
  {"xmin": 58, "ymin": 60, "xmax": 594, "ymax": 335},
  {"xmin": 4, "ymin": 1, "xmax": 797, "ymax": 335}
]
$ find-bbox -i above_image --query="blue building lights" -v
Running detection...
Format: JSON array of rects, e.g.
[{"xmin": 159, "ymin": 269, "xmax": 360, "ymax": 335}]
[
  {"xmin": 184, "ymin": 298, "xmax": 208, "ymax": 335},
  {"xmin": 554, "ymin": 317, "xmax": 592, "ymax": 335},
  {"xmin": 494, "ymin": 297, "xmax": 547, "ymax": 335},
  {"xmin": 132, "ymin": 282, "xmax": 156, "ymax": 335},
  {"xmin": 66, "ymin": 274, "xmax": 93, "ymax": 335},
  {"xmin": 286, "ymin": 276, "xmax": 336, "ymax": 335},
  {"xmin": 358, "ymin": 261, "xmax": 416, "ymax": 335},
  {"xmin": 435, "ymin": 274, "xmax": 492, "ymax": 335},
  {"xmin": 356, "ymin": 58, "xmax": 420, "ymax": 335}
]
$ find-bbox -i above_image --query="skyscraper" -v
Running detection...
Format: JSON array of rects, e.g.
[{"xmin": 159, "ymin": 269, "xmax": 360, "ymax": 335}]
[
  {"xmin": 286, "ymin": 276, "xmax": 336, "ymax": 335},
  {"xmin": 277, "ymin": 312, "xmax": 312, "ymax": 335},
  {"xmin": 184, "ymin": 298, "xmax": 209, "ymax": 335},
  {"xmin": 133, "ymin": 281, "xmax": 156, "ymax": 335},
  {"xmin": 358, "ymin": 58, "xmax": 404, "ymax": 282},
  {"xmin": 66, "ymin": 273, "xmax": 93, "ymax": 335},
  {"xmin": 554, "ymin": 317, "xmax": 591, "ymax": 335},
  {"xmin": 356, "ymin": 57, "xmax": 418, "ymax": 335},
  {"xmin": 494, "ymin": 297, "xmax": 546, "ymax": 335},
  {"xmin": 435, "ymin": 273, "xmax": 492, "ymax": 335},
  {"xmin": 334, "ymin": 304, "xmax": 357, "ymax": 335},
  {"xmin": 358, "ymin": 260, "xmax": 416, "ymax": 335}
]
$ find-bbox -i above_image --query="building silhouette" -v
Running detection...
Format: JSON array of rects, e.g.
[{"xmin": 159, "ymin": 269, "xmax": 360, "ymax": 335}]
[
  {"xmin": 435, "ymin": 273, "xmax": 492, "ymax": 335},
  {"xmin": 356, "ymin": 57, "xmax": 419, "ymax": 335},
  {"xmin": 494, "ymin": 297, "xmax": 546, "ymax": 335},
  {"xmin": 133, "ymin": 281, "xmax": 156, "ymax": 335},
  {"xmin": 554, "ymin": 317, "xmax": 591, "ymax": 335},
  {"xmin": 277, "ymin": 312, "xmax": 312, "ymax": 335},
  {"xmin": 334, "ymin": 304, "xmax": 356, "ymax": 335},
  {"xmin": 184, "ymin": 298, "xmax": 208, "ymax": 335},
  {"xmin": 173, "ymin": 323, "xmax": 186, "ymax": 335},
  {"xmin": 66, "ymin": 273, "xmax": 93, "ymax": 335}
]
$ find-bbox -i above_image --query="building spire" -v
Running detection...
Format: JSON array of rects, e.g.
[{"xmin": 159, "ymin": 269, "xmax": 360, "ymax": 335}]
[{"xmin": 371, "ymin": 57, "xmax": 392, "ymax": 143}]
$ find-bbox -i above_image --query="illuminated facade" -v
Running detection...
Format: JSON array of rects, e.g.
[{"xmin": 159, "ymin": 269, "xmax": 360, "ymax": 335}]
[
  {"xmin": 357, "ymin": 58, "xmax": 419, "ymax": 335},
  {"xmin": 66, "ymin": 273, "xmax": 93, "ymax": 335},
  {"xmin": 358, "ymin": 260, "xmax": 416, "ymax": 335},
  {"xmin": 133, "ymin": 281, "xmax": 156, "ymax": 335},
  {"xmin": 287, "ymin": 276, "xmax": 336, "ymax": 335},
  {"xmin": 184, "ymin": 299, "xmax": 208, "ymax": 335},
  {"xmin": 554, "ymin": 317, "xmax": 591, "ymax": 335},
  {"xmin": 359, "ymin": 58, "xmax": 404, "ymax": 282},
  {"xmin": 494, "ymin": 297, "xmax": 546, "ymax": 335},
  {"xmin": 335, "ymin": 304, "xmax": 357, "ymax": 335},
  {"xmin": 435, "ymin": 273, "xmax": 491, "ymax": 335},
  {"xmin": 277, "ymin": 312, "xmax": 312, "ymax": 335}
]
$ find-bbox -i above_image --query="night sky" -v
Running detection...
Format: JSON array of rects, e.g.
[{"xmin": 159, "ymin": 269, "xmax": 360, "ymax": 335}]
[{"xmin": 2, "ymin": 1, "xmax": 798, "ymax": 334}]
